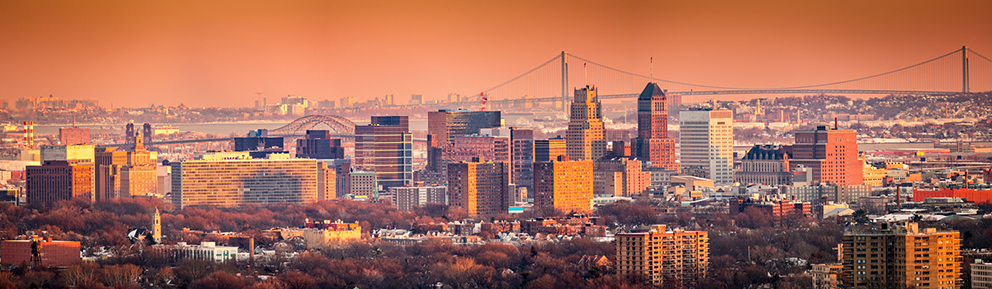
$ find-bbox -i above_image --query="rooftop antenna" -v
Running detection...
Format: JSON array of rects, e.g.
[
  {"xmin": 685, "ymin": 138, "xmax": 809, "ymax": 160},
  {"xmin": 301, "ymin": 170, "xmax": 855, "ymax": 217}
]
[
  {"xmin": 650, "ymin": 57, "xmax": 654, "ymax": 79},
  {"xmin": 583, "ymin": 63, "xmax": 588, "ymax": 86}
]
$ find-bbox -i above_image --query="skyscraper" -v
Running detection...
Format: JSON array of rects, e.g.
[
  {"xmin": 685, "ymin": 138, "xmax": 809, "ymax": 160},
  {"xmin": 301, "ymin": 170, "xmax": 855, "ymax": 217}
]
[
  {"xmin": 565, "ymin": 85, "xmax": 606, "ymax": 161},
  {"xmin": 533, "ymin": 157, "xmax": 593, "ymax": 214},
  {"xmin": 680, "ymin": 109, "xmax": 734, "ymax": 186},
  {"xmin": 447, "ymin": 158, "xmax": 509, "ymax": 217},
  {"xmin": 791, "ymin": 125, "xmax": 862, "ymax": 186},
  {"xmin": 632, "ymin": 83, "xmax": 677, "ymax": 169},
  {"xmin": 354, "ymin": 116, "xmax": 413, "ymax": 191}
]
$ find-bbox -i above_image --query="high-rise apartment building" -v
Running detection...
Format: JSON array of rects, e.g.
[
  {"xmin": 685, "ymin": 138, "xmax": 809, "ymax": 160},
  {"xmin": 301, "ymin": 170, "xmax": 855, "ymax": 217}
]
[
  {"xmin": 631, "ymin": 83, "xmax": 677, "ymax": 169},
  {"xmin": 533, "ymin": 157, "xmax": 593, "ymax": 213},
  {"xmin": 391, "ymin": 185, "xmax": 447, "ymax": 210},
  {"xmin": 27, "ymin": 161, "xmax": 93, "ymax": 206},
  {"xmin": 791, "ymin": 125, "xmax": 862, "ymax": 186},
  {"xmin": 534, "ymin": 137, "xmax": 567, "ymax": 162},
  {"xmin": 447, "ymin": 158, "xmax": 509, "ymax": 217},
  {"xmin": 615, "ymin": 224, "xmax": 710, "ymax": 285},
  {"xmin": 840, "ymin": 222, "xmax": 961, "ymax": 289},
  {"xmin": 565, "ymin": 85, "xmax": 606, "ymax": 161},
  {"xmin": 427, "ymin": 110, "xmax": 501, "ymax": 147},
  {"xmin": 171, "ymin": 157, "xmax": 323, "ymax": 208},
  {"xmin": 680, "ymin": 109, "xmax": 734, "ymax": 186},
  {"xmin": 354, "ymin": 116, "xmax": 413, "ymax": 191}
]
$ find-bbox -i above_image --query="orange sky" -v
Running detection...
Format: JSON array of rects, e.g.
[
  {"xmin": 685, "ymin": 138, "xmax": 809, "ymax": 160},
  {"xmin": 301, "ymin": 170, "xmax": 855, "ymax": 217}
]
[{"xmin": 1, "ymin": 0, "xmax": 990, "ymax": 107}]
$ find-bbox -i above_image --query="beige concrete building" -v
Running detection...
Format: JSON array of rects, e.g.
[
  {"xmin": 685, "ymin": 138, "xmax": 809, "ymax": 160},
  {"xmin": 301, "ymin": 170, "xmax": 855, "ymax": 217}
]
[
  {"xmin": 565, "ymin": 86, "xmax": 606, "ymax": 161},
  {"xmin": 680, "ymin": 109, "xmax": 734, "ymax": 186}
]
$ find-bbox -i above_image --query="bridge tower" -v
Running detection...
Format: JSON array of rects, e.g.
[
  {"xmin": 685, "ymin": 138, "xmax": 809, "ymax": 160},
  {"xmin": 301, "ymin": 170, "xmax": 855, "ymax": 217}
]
[
  {"xmin": 963, "ymin": 46, "xmax": 969, "ymax": 93},
  {"xmin": 561, "ymin": 51, "xmax": 569, "ymax": 114}
]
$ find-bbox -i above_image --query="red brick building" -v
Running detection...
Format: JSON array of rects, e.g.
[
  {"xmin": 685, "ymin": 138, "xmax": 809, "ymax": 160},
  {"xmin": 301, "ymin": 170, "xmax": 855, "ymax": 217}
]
[
  {"xmin": 1, "ymin": 237, "xmax": 81, "ymax": 267},
  {"xmin": 790, "ymin": 125, "xmax": 862, "ymax": 186},
  {"xmin": 913, "ymin": 187, "xmax": 992, "ymax": 204}
]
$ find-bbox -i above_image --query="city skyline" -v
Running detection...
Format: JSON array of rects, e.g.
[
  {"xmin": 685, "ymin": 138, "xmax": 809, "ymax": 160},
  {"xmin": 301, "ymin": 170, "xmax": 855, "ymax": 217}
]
[{"xmin": 2, "ymin": 0, "xmax": 991, "ymax": 107}]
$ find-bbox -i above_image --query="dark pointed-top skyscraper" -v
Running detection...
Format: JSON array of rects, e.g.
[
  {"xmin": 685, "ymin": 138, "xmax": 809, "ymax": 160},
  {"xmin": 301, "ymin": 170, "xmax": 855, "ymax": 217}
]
[
  {"xmin": 632, "ymin": 83, "xmax": 677, "ymax": 170},
  {"xmin": 565, "ymin": 85, "xmax": 606, "ymax": 161}
]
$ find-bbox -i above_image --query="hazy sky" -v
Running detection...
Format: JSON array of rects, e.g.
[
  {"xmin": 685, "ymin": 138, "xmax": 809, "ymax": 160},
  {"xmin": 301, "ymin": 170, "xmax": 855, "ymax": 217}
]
[{"xmin": 2, "ymin": 0, "xmax": 990, "ymax": 107}]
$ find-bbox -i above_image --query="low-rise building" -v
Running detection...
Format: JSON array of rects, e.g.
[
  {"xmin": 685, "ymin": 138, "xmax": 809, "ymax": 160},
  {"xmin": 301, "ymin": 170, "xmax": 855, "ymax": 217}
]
[
  {"xmin": 812, "ymin": 263, "xmax": 842, "ymax": 289},
  {"xmin": 973, "ymin": 259, "xmax": 992, "ymax": 289},
  {"xmin": 168, "ymin": 242, "xmax": 239, "ymax": 262},
  {"xmin": 0, "ymin": 237, "xmax": 81, "ymax": 267}
]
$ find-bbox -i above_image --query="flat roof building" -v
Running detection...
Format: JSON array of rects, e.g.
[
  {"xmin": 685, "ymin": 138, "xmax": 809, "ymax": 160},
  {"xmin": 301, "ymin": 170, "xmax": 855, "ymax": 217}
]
[
  {"xmin": 615, "ymin": 225, "xmax": 709, "ymax": 285},
  {"xmin": 171, "ymin": 157, "xmax": 322, "ymax": 208}
]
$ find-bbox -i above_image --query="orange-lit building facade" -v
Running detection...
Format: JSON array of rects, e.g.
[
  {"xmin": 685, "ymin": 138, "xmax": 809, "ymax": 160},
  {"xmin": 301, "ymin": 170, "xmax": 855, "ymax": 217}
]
[
  {"xmin": 533, "ymin": 158, "xmax": 593, "ymax": 213},
  {"xmin": 565, "ymin": 86, "xmax": 606, "ymax": 161},
  {"xmin": 912, "ymin": 188, "xmax": 992, "ymax": 204},
  {"xmin": 534, "ymin": 137, "xmax": 567, "ymax": 162},
  {"xmin": 26, "ymin": 161, "xmax": 93, "ymax": 206},
  {"xmin": 791, "ymin": 125, "xmax": 862, "ymax": 186},
  {"xmin": 841, "ymin": 222, "xmax": 961, "ymax": 289},
  {"xmin": 447, "ymin": 159, "xmax": 509, "ymax": 217},
  {"xmin": 0, "ymin": 237, "xmax": 81, "ymax": 267},
  {"xmin": 615, "ymin": 225, "xmax": 710, "ymax": 285}
]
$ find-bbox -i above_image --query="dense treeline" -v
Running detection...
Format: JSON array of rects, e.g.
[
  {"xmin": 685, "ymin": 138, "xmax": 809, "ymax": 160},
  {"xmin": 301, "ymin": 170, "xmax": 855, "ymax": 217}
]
[{"xmin": 4, "ymin": 197, "xmax": 987, "ymax": 288}]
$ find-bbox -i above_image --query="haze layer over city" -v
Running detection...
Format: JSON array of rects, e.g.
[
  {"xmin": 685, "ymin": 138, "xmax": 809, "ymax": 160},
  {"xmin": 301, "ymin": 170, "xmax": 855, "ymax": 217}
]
[{"xmin": 1, "ymin": 1, "xmax": 991, "ymax": 289}]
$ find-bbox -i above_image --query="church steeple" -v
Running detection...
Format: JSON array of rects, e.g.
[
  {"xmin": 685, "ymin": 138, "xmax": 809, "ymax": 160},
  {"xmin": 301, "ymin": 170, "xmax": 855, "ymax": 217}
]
[{"xmin": 153, "ymin": 207, "xmax": 161, "ymax": 244}]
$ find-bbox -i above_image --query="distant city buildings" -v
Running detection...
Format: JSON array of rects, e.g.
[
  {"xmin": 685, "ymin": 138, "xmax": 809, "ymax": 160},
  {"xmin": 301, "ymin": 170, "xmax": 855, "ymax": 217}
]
[
  {"xmin": 791, "ymin": 125, "xmax": 862, "ymax": 186},
  {"xmin": 565, "ymin": 86, "xmax": 606, "ymax": 161},
  {"xmin": 680, "ymin": 109, "xmax": 734, "ymax": 186},
  {"xmin": 533, "ymin": 157, "xmax": 593, "ymax": 214},
  {"xmin": 171, "ymin": 156, "xmax": 330, "ymax": 208},
  {"xmin": 296, "ymin": 130, "xmax": 345, "ymax": 159},
  {"xmin": 391, "ymin": 184, "xmax": 447, "ymax": 210},
  {"xmin": 534, "ymin": 137, "xmax": 567, "ymax": 162},
  {"xmin": 58, "ymin": 126, "xmax": 90, "ymax": 145},
  {"xmin": 736, "ymin": 144, "xmax": 792, "ymax": 186},
  {"xmin": 27, "ymin": 161, "xmax": 93, "ymax": 206},
  {"xmin": 354, "ymin": 116, "xmax": 413, "ymax": 191},
  {"xmin": 448, "ymin": 157, "xmax": 509, "ymax": 217},
  {"xmin": 631, "ymin": 83, "xmax": 677, "ymax": 170},
  {"xmin": 427, "ymin": 110, "xmax": 501, "ymax": 146}
]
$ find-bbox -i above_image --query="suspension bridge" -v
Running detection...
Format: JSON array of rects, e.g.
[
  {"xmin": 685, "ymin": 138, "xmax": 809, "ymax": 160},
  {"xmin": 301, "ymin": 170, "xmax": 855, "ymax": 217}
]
[{"xmin": 443, "ymin": 46, "xmax": 991, "ymax": 113}]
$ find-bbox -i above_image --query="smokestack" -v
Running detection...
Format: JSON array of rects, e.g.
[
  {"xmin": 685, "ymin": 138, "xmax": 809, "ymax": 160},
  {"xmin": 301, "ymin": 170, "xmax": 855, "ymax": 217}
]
[{"xmin": 834, "ymin": 117, "xmax": 838, "ymax": 130}]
